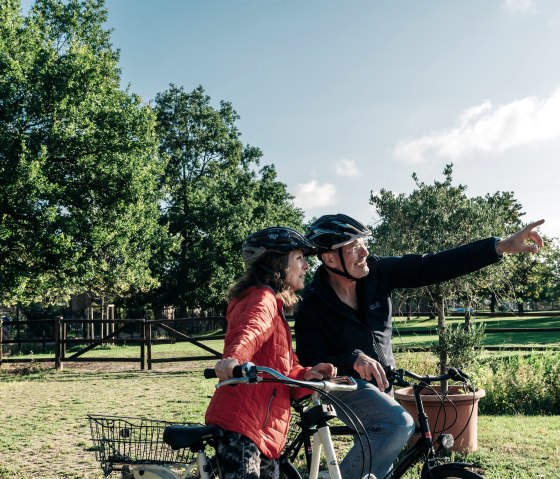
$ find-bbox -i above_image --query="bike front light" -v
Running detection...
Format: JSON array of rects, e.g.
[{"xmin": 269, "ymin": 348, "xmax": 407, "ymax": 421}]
[{"xmin": 438, "ymin": 434, "xmax": 454, "ymax": 450}]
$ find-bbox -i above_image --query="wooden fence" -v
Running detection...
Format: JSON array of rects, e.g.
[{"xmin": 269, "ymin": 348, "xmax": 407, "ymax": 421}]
[
  {"xmin": 2, "ymin": 315, "xmax": 560, "ymax": 370},
  {"xmin": 0, "ymin": 316, "xmax": 226, "ymax": 370}
]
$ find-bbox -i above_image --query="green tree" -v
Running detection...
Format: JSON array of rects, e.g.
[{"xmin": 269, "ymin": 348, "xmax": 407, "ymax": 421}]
[
  {"xmin": 509, "ymin": 236, "xmax": 560, "ymax": 312},
  {"xmin": 153, "ymin": 85, "xmax": 304, "ymax": 313},
  {"xmin": 0, "ymin": 0, "xmax": 170, "ymax": 305},
  {"xmin": 369, "ymin": 164, "xmax": 525, "ymax": 378}
]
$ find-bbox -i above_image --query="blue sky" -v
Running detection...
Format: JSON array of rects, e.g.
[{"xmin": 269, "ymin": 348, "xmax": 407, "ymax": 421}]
[{"xmin": 24, "ymin": 0, "xmax": 560, "ymax": 239}]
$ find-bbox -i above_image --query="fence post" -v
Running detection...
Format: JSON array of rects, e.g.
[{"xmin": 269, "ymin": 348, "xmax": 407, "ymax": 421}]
[
  {"xmin": 0, "ymin": 318, "xmax": 3, "ymax": 365},
  {"xmin": 16, "ymin": 320, "xmax": 21, "ymax": 355},
  {"xmin": 140, "ymin": 318, "xmax": 145, "ymax": 370},
  {"xmin": 61, "ymin": 316, "xmax": 67, "ymax": 361},
  {"xmin": 147, "ymin": 321, "xmax": 152, "ymax": 371},
  {"xmin": 54, "ymin": 316, "xmax": 62, "ymax": 370}
]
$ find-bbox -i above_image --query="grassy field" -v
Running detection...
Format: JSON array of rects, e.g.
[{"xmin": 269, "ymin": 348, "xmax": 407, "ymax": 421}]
[
  {"xmin": 392, "ymin": 314, "xmax": 560, "ymax": 349},
  {"xmin": 1, "ymin": 315, "xmax": 559, "ymax": 478},
  {"xmin": 1, "ymin": 357, "xmax": 560, "ymax": 479}
]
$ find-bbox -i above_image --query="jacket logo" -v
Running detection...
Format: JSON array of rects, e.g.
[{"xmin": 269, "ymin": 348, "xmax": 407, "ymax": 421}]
[{"xmin": 369, "ymin": 302, "xmax": 381, "ymax": 311}]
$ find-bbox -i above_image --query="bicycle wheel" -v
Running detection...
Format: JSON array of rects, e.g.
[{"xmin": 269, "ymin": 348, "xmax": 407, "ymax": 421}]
[
  {"xmin": 280, "ymin": 460, "xmax": 302, "ymax": 479},
  {"xmin": 423, "ymin": 464, "xmax": 484, "ymax": 479}
]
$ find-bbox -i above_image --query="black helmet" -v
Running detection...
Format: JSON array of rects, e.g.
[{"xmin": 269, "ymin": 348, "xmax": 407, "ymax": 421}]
[
  {"xmin": 242, "ymin": 227, "xmax": 317, "ymax": 268},
  {"xmin": 306, "ymin": 214, "xmax": 372, "ymax": 251}
]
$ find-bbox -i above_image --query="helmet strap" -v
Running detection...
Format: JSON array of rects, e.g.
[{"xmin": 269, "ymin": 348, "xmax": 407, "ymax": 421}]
[{"xmin": 321, "ymin": 249, "xmax": 359, "ymax": 281}]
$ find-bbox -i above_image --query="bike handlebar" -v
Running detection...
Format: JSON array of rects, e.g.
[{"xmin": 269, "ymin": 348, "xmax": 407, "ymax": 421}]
[
  {"xmin": 386, "ymin": 366, "xmax": 471, "ymax": 387},
  {"xmin": 204, "ymin": 362, "xmax": 358, "ymax": 393}
]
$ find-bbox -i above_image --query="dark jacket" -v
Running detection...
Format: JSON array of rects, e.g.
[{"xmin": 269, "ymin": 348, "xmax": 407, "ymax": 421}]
[{"xmin": 294, "ymin": 237, "xmax": 501, "ymax": 373}]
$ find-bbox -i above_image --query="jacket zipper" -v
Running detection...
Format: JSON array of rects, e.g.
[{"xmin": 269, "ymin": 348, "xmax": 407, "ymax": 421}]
[
  {"xmin": 262, "ymin": 388, "xmax": 277, "ymax": 428},
  {"xmin": 370, "ymin": 328, "xmax": 388, "ymax": 368}
]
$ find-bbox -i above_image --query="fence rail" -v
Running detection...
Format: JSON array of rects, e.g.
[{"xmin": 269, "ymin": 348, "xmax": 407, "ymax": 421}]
[{"xmin": 0, "ymin": 316, "xmax": 225, "ymax": 370}]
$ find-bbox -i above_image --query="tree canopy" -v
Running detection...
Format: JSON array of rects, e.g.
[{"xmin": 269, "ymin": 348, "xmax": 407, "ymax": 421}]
[
  {"xmin": 0, "ymin": 0, "xmax": 169, "ymax": 305},
  {"xmin": 369, "ymin": 163, "xmax": 525, "ymax": 310},
  {"xmin": 153, "ymin": 85, "xmax": 305, "ymax": 312},
  {"xmin": 369, "ymin": 164, "xmax": 531, "ymax": 375}
]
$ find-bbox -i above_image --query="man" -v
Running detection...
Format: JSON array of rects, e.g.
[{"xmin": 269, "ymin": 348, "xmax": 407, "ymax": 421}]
[{"xmin": 294, "ymin": 213, "xmax": 544, "ymax": 479}]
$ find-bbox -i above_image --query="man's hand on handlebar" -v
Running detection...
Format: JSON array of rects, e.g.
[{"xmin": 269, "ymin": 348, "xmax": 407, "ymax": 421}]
[
  {"xmin": 304, "ymin": 362, "xmax": 337, "ymax": 381},
  {"xmin": 354, "ymin": 353, "xmax": 389, "ymax": 392}
]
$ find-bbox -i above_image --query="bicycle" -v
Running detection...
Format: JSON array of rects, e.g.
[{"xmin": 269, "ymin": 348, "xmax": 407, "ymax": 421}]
[
  {"xmin": 88, "ymin": 362, "xmax": 360, "ymax": 479},
  {"xmin": 282, "ymin": 366, "xmax": 485, "ymax": 479}
]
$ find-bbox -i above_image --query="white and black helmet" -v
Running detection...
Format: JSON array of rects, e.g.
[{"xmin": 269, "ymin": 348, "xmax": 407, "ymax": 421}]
[
  {"xmin": 306, "ymin": 214, "xmax": 372, "ymax": 251},
  {"xmin": 305, "ymin": 214, "xmax": 372, "ymax": 281},
  {"xmin": 242, "ymin": 227, "xmax": 317, "ymax": 268}
]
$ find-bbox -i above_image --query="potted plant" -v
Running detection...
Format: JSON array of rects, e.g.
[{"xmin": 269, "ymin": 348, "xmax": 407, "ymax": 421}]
[{"xmin": 395, "ymin": 316, "xmax": 487, "ymax": 452}]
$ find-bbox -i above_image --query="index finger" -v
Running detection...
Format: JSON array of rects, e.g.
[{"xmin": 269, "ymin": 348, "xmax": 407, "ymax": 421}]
[{"xmin": 371, "ymin": 363, "xmax": 388, "ymax": 392}]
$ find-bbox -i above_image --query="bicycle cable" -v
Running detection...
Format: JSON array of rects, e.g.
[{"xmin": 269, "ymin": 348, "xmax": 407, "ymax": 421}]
[{"xmin": 261, "ymin": 377, "xmax": 374, "ymax": 478}]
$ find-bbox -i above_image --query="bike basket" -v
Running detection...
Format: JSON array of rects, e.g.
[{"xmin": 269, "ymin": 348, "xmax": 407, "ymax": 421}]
[{"xmin": 88, "ymin": 414, "xmax": 194, "ymax": 476}]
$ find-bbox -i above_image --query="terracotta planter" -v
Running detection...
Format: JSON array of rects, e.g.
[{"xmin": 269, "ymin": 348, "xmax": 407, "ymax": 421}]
[{"xmin": 394, "ymin": 385, "xmax": 485, "ymax": 453}]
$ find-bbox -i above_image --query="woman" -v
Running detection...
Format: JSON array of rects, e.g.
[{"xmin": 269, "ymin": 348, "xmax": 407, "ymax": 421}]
[{"xmin": 205, "ymin": 226, "xmax": 336, "ymax": 479}]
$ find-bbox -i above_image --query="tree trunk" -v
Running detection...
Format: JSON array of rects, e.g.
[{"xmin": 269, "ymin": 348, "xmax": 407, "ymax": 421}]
[
  {"xmin": 463, "ymin": 309, "xmax": 471, "ymax": 332},
  {"xmin": 490, "ymin": 293, "xmax": 496, "ymax": 314},
  {"xmin": 436, "ymin": 298, "xmax": 448, "ymax": 393}
]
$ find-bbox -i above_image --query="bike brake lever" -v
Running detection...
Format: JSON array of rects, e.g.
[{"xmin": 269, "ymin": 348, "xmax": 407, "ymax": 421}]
[
  {"xmin": 385, "ymin": 367, "xmax": 409, "ymax": 387},
  {"xmin": 447, "ymin": 367, "xmax": 470, "ymax": 382}
]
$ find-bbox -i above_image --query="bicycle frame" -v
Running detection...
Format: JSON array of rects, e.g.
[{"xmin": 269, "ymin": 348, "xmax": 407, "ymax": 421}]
[
  {"xmin": 387, "ymin": 382, "xmax": 440, "ymax": 479},
  {"xmin": 284, "ymin": 367, "xmax": 483, "ymax": 479}
]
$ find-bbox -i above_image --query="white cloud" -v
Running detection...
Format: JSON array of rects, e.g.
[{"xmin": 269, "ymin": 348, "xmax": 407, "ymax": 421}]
[
  {"xmin": 394, "ymin": 88, "xmax": 560, "ymax": 164},
  {"xmin": 503, "ymin": 0, "xmax": 538, "ymax": 14},
  {"xmin": 292, "ymin": 180, "xmax": 337, "ymax": 209},
  {"xmin": 335, "ymin": 158, "xmax": 360, "ymax": 178}
]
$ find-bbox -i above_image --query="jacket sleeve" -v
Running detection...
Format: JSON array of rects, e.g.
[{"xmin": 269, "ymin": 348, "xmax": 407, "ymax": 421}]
[
  {"xmin": 294, "ymin": 296, "xmax": 360, "ymax": 376},
  {"xmin": 379, "ymin": 237, "xmax": 502, "ymax": 290},
  {"xmin": 222, "ymin": 289, "xmax": 277, "ymax": 362},
  {"xmin": 288, "ymin": 351, "xmax": 310, "ymax": 380}
]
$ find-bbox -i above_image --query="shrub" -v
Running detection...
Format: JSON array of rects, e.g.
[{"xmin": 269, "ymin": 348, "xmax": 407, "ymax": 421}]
[
  {"xmin": 477, "ymin": 352, "xmax": 560, "ymax": 415},
  {"xmin": 396, "ymin": 350, "xmax": 560, "ymax": 415}
]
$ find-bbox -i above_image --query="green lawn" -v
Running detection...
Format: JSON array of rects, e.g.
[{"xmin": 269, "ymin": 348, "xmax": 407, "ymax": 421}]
[
  {"xmin": 392, "ymin": 314, "xmax": 560, "ymax": 350},
  {"xmin": 1, "ymin": 354, "xmax": 560, "ymax": 479},
  {"xmin": 2, "ymin": 314, "xmax": 559, "ymax": 478}
]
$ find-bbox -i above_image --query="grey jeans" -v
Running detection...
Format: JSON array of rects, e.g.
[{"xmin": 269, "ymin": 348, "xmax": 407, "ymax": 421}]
[{"xmin": 330, "ymin": 379, "xmax": 415, "ymax": 479}]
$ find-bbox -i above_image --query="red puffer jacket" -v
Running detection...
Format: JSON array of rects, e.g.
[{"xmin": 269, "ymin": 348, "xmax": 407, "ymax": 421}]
[{"xmin": 204, "ymin": 286, "xmax": 310, "ymax": 459}]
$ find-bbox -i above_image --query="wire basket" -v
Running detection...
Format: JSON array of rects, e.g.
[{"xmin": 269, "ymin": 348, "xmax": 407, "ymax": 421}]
[{"xmin": 88, "ymin": 414, "xmax": 194, "ymax": 476}]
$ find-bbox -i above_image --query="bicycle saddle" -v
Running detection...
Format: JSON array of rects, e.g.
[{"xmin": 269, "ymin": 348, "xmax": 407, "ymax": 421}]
[{"xmin": 163, "ymin": 424, "xmax": 223, "ymax": 450}]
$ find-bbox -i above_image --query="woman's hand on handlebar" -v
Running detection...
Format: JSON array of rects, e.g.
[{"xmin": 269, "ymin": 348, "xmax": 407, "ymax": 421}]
[
  {"xmin": 354, "ymin": 353, "xmax": 389, "ymax": 392},
  {"xmin": 304, "ymin": 362, "xmax": 337, "ymax": 381},
  {"xmin": 214, "ymin": 357, "xmax": 240, "ymax": 380}
]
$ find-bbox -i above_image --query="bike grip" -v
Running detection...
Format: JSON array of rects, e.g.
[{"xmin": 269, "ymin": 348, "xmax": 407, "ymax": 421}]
[
  {"xmin": 204, "ymin": 368, "xmax": 217, "ymax": 379},
  {"xmin": 203, "ymin": 365, "xmax": 244, "ymax": 379}
]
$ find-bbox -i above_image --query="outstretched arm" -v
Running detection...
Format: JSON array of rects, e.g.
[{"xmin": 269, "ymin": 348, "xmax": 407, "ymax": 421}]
[{"xmin": 496, "ymin": 219, "xmax": 545, "ymax": 255}]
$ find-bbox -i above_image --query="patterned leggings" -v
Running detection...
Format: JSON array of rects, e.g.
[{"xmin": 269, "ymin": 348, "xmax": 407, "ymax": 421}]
[{"xmin": 216, "ymin": 430, "xmax": 279, "ymax": 479}]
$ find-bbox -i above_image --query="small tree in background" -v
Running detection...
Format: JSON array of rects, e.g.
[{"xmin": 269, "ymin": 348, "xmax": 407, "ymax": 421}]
[{"xmin": 370, "ymin": 164, "xmax": 526, "ymax": 388}]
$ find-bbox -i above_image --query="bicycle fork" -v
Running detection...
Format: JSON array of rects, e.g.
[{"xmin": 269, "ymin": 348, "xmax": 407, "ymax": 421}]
[
  {"xmin": 308, "ymin": 425, "xmax": 342, "ymax": 479},
  {"xmin": 301, "ymin": 394, "xmax": 344, "ymax": 479}
]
